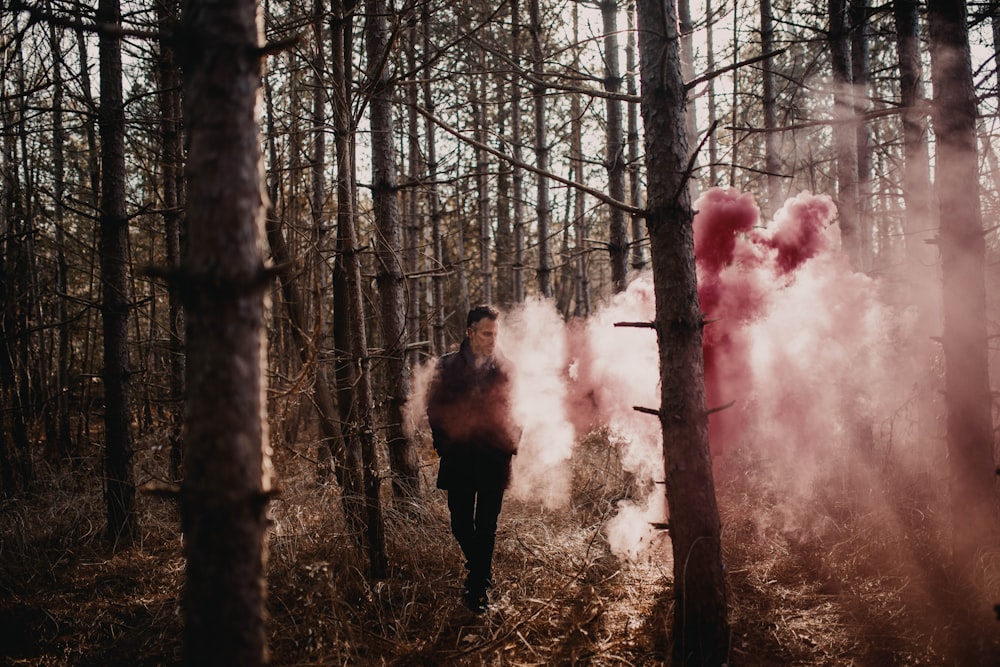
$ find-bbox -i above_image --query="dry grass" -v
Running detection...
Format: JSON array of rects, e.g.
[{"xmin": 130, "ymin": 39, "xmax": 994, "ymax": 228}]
[{"xmin": 2, "ymin": 428, "xmax": 999, "ymax": 665}]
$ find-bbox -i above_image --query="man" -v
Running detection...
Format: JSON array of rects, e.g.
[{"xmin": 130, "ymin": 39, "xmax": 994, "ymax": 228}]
[{"xmin": 426, "ymin": 305, "xmax": 521, "ymax": 613}]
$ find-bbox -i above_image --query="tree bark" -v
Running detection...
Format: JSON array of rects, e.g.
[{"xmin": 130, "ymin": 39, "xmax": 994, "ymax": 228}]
[
  {"xmin": 571, "ymin": 2, "xmax": 590, "ymax": 317},
  {"xmin": 98, "ymin": 0, "xmax": 137, "ymax": 547},
  {"xmin": 829, "ymin": 0, "xmax": 861, "ymax": 268},
  {"xmin": 366, "ymin": 0, "xmax": 419, "ymax": 498},
  {"xmin": 51, "ymin": 18, "xmax": 73, "ymax": 462},
  {"xmin": 178, "ymin": 0, "xmax": 272, "ymax": 660},
  {"xmin": 603, "ymin": 0, "xmax": 629, "ymax": 293},
  {"xmin": 156, "ymin": 0, "xmax": 186, "ymax": 481},
  {"xmin": 530, "ymin": 0, "xmax": 553, "ymax": 297},
  {"xmin": 511, "ymin": 0, "xmax": 527, "ymax": 303},
  {"xmin": 893, "ymin": 0, "xmax": 934, "ymax": 266},
  {"xmin": 626, "ymin": 0, "xmax": 647, "ymax": 274},
  {"xmin": 473, "ymin": 73, "xmax": 493, "ymax": 304},
  {"xmin": 850, "ymin": 0, "xmax": 872, "ymax": 270},
  {"xmin": 422, "ymin": 7, "xmax": 447, "ymax": 355},
  {"xmin": 760, "ymin": 0, "xmax": 781, "ymax": 216},
  {"xmin": 927, "ymin": 0, "xmax": 1000, "ymax": 571},
  {"xmin": 636, "ymin": 0, "xmax": 730, "ymax": 663},
  {"xmin": 333, "ymin": 0, "xmax": 388, "ymax": 578}
]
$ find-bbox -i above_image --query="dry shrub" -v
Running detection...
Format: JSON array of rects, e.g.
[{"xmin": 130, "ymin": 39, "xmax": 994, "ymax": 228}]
[
  {"xmin": 7, "ymin": 421, "xmax": 997, "ymax": 665},
  {"xmin": 719, "ymin": 445, "xmax": 1000, "ymax": 666}
]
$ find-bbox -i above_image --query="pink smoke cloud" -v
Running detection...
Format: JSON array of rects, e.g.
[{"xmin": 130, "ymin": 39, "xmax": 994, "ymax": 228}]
[{"xmin": 406, "ymin": 186, "xmax": 931, "ymax": 558}]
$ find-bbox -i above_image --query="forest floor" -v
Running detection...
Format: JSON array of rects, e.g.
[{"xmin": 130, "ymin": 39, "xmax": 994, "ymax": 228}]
[{"xmin": 2, "ymin": 432, "xmax": 1000, "ymax": 666}]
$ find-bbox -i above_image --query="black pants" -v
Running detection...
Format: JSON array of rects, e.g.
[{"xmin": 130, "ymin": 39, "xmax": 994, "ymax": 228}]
[{"xmin": 447, "ymin": 486, "xmax": 505, "ymax": 587}]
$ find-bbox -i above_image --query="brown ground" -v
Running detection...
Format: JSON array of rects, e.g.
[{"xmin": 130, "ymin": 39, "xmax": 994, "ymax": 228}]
[{"xmin": 2, "ymin": 432, "xmax": 998, "ymax": 666}]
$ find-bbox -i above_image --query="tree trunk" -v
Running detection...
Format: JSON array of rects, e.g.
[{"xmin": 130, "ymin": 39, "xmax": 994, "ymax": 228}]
[
  {"xmin": 98, "ymin": 0, "xmax": 137, "ymax": 547},
  {"xmin": 366, "ymin": 0, "xmax": 419, "ymax": 499},
  {"xmin": 636, "ymin": 0, "xmax": 730, "ymax": 663},
  {"xmin": 626, "ymin": 0, "xmax": 647, "ymax": 273},
  {"xmin": 893, "ymin": 0, "xmax": 934, "ymax": 266},
  {"xmin": 678, "ymin": 0, "xmax": 699, "ymax": 200},
  {"xmin": 157, "ymin": 0, "xmax": 186, "ymax": 481},
  {"xmin": 0, "ymin": 119, "xmax": 32, "ymax": 493},
  {"xmin": 829, "ymin": 0, "xmax": 861, "ymax": 268},
  {"xmin": 472, "ymin": 69, "xmax": 493, "ymax": 304},
  {"xmin": 422, "ymin": 8, "xmax": 447, "ymax": 355},
  {"xmin": 603, "ymin": 0, "xmax": 629, "ymax": 293},
  {"xmin": 571, "ymin": 2, "xmax": 589, "ymax": 317},
  {"xmin": 51, "ymin": 18, "xmax": 73, "ymax": 462},
  {"xmin": 760, "ymin": 0, "xmax": 781, "ymax": 216},
  {"xmin": 927, "ymin": 0, "xmax": 1000, "ymax": 571},
  {"xmin": 705, "ymin": 0, "xmax": 719, "ymax": 187},
  {"xmin": 511, "ymin": 0, "xmax": 527, "ymax": 303},
  {"xmin": 178, "ymin": 0, "xmax": 272, "ymax": 660},
  {"xmin": 530, "ymin": 0, "xmax": 552, "ymax": 297},
  {"xmin": 404, "ymin": 29, "xmax": 423, "ymax": 362},
  {"xmin": 333, "ymin": 0, "xmax": 388, "ymax": 578},
  {"xmin": 850, "ymin": 0, "xmax": 872, "ymax": 270}
]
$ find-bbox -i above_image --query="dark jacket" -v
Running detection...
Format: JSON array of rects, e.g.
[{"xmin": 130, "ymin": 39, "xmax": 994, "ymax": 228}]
[{"xmin": 426, "ymin": 339, "xmax": 520, "ymax": 491}]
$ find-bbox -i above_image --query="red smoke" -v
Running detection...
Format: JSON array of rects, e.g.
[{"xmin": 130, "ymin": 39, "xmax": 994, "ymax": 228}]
[{"xmin": 407, "ymin": 186, "xmax": 926, "ymax": 557}]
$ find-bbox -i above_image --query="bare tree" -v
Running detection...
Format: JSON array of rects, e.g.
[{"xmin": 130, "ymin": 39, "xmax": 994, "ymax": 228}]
[
  {"xmin": 49, "ymin": 17, "xmax": 73, "ymax": 462},
  {"xmin": 893, "ymin": 0, "xmax": 934, "ymax": 265},
  {"xmin": 602, "ymin": 0, "xmax": 628, "ymax": 292},
  {"xmin": 178, "ymin": 0, "xmax": 273, "ymax": 659},
  {"xmin": 529, "ymin": 0, "xmax": 552, "ymax": 297},
  {"xmin": 155, "ymin": 0, "xmax": 185, "ymax": 480},
  {"xmin": 760, "ymin": 0, "xmax": 781, "ymax": 216},
  {"xmin": 636, "ymin": 0, "xmax": 730, "ymax": 663},
  {"xmin": 511, "ymin": 0, "xmax": 527, "ymax": 303},
  {"xmin": 927, "ymin": 0, "xmax": 1000, "ymax": 571},
  {"xmin": 850, "ymin": 0, "xmax": 872, "ymax": 269},
  {"xmin": 332, "ymin": 0, "xmax": 388, "ymax": 578},
  {"xmin": 626, "ymin": 0, "xmax": 646, "ymax": 272},
  {"xmin": 366, "ymin": 0, "xmax": 419, "ymax": 498},
  {"xmin": 422, "ymin": 5, "xmax": 447, "ymax": 354},
  {"xmin": 98, "ymin": 0, "xmax": 136, "ymax": 546},
  {"xmin": 829, "ymin": 0, "xmax": 861, "ymax": 268}
]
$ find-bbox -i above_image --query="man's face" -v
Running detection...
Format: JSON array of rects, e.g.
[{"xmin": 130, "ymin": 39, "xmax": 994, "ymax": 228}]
[{"xmin": 468, "ymin": 317, "xmax": 498, "ymax": 358}]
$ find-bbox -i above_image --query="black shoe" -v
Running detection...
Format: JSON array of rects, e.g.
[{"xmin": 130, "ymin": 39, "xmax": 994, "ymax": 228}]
[{"xmin": 463, "ymin": 586, "xmax": 489, "ymax": 613}]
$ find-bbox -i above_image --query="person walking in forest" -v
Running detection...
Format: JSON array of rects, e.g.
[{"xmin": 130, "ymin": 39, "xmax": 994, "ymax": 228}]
[{"xmin": 426, "ymin": 305, "xmax": 521, "ymax": 613}]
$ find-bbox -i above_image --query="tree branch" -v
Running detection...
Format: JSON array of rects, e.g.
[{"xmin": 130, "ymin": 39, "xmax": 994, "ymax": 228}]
[{"xmin": 411, "ymin": 103, "xmax": 645, "ymax": 217}]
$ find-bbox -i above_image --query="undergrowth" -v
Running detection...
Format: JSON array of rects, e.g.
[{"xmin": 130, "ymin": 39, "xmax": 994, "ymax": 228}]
[{"xmin": 2, "ymin": 428, "xmax": 999, "ymax": 665}]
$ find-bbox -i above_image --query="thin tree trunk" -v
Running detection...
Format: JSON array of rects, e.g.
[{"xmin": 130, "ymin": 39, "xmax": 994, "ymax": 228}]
[
  {"xmin": 333, "ymin": 0, "xmax": 388, "ymax": 578},
  {"xmin": 366, "ymin": 0, "xmax": 419, "ymax": 499},
  {"xmin": 571, "ymin": 2, "xmax": 589, "ymax": 317},
  {"xmin": 157, "ymin": 0, "xmax": 185, "ymax": 481},
  {"xmin": 422, "ymin": 8, "xmax": 447, "ymax": 355},
  {"xmin": 678, "ymin": 0, "xmax": 699, "ymax": 200},
  {"xmin": 0, "ymin": 104, "xmax": 32, "ymax": 492},
  {"xmin": 894, "ymin": 0, "xmax": 934, "ymax": 265},
  {"xmin": 626, "ymin": 0, "xmax": 646, "ymax": 273},
  {"xmin": 405, "ymin": 28, "xmax": 423, "ymax": 361},
  {"xmin": 636, "ymin": 0, "xmax": 730, "ymax": 663},
  {"xmin": 98, "ymin": 0, "xmax": 136, "ymax": 547},
  {"xmin": 511, "ymin": 0, "xmax": 527, "ymax": 303},
  {"xmin": 829, "ymin": 0, "xmax": 861, "ymax": 268},
  {"xmin": 760, "ymin": 0, "xmax": 781, "ymax": 216},
  {"xmin": 178, "ymin": 0, "xmax": 273, "ymax": 661},
  {"xmin": 495, "ymin": 83, "xmax": 515, "ymax": 307},
  {"xmin": 705, "ymin": 0, "xmax": 718, "ymax": 186},
  {"xmin": 530, "ymin": 0, "xmax": 552, "ymax": 297},
  {"xmin": 851, "ymin": 0, "xmax": 872, "ymax": 270},
  {"xmin": 603, "ymin": 0, "xmax": 629, "ymax": 293},
  {"xmin": 927, "ymin": 0, "xmax": 1000, "ymax": 572},
  {"xmin": 331, "ymin": 0, "xmax": 373, "ymax": 549},
  {"xmin": 473, "ymin": 73, "xmax": 493, "ymax": 304},
  {"xmin": 51, "ymin": 18, "xmax": 73, "ymax": 461}
]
